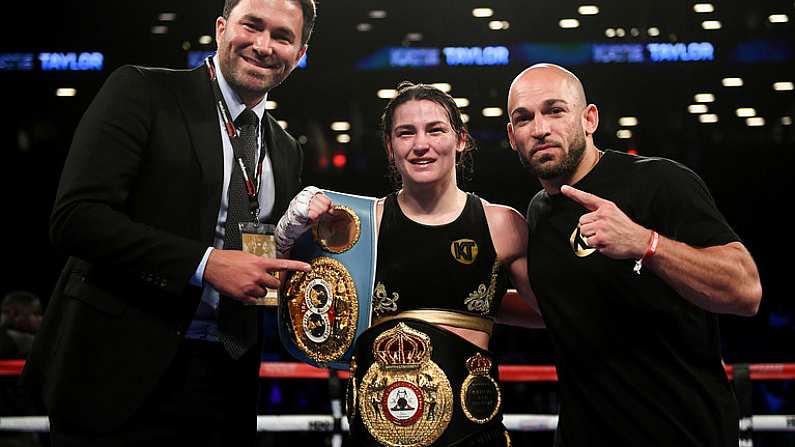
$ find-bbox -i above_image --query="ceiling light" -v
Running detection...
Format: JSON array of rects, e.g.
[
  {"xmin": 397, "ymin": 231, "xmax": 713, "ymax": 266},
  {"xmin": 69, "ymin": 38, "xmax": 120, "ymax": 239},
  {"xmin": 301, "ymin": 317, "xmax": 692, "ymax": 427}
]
[
  {"xmin": 56, "ymin": 88, "xmax": 76, "ymax": 97},
  {"xmin": 615, "ymin": 28, "xmax": 626, "ymax": 37},
  {"xmin": 454, "ymin": 98, "xmax": 470, "ymax": 107},
  {"xmin": 489, "ymin": 20, "xmax": 510, "ymax": 30},
  {"xmin": 746, "ymin": 117, "xmax": 765, "ymax": 127},
  {"xmin": 647, "ymin": 27, "xmax": 660, "ymax": 37},
  {"xmin": 699, "ymin": 114, "xmax": 719, "ymax": 123},
  {"xmin": 559, "ymin": 19, "xmax": 580, "ymax": 29},
  {"xmin": 331, "ymin": 121, "xmax": 351, "ymax": 132},
  {"xmin": 461, "ymin": 113, "xmax": 470, "ymax": 124},
  {"xmin": 694, "ymin": 93, "xmax": 715, "ymax": 102},
  {"xmin": 721, "ymin": 77, "xmax": 743, "ymax": 87},
  {"xmin": 773, "ymin": 81, "xmax": 794, "ymax": 91},
  {"xmin": 158, "ymin": 13, "xmax": 176, "ymax": 21},
  {"xmin": 688, "ymin": 104, "xmax": 708, "ymax": 114},
  {"xmin": 472, "ymin": 8, "xmax": 494, "ymax": 18},
  {"xmin": 151, "ymin": 25, "xmax": 168, "ymax": 34},
  {"xmin": 618, "ymin": 117, "xmax": 638, "ymax": 126},
  {"xmin": 616, "ymin": 129, "xmax": 632, "ymax": 139},
  {"xmin": 482, "ymin": 107, "xmax": 503, "ymax": 117},
  {"xmin": 431, "ymin": 83, "xmax": 452, "ymax": 93},
  {"xmin": 578, "ymin": 5, "xmax": 599, "ymax": 15},
  {"xmin": 336, "ymin": 134, "xmax": 351, "ymax": 143},
  {"xmin": 768, "ymin": 14, "xmax": 789, "ymax": 23},
  {"xmin": 605, "ymin": 28, "xmax": 616, "ymax": 38},
  {"xmin": 368, "ymin": 10, "xmax": 387, "ymax": 19},
  {"xmin": 378, "ymin": 89, "xmax": 397, "ymax": 99},
  {"xmin": 701, "ymin": 20, "xmax": 721, "ymax": 30},
  {"xmin": 693, "ymin": 3, "xmax": 715, "ymax": 13},
  {"xmin": 781, "ymin": 116, "xmax": 792, "ymax": 126},
  {"xmin": 735, "ymin": 108, "xmax": 756, "ymax": 117},
  {"xmin": 405, "ymin": 33, "xmax": 423, "ymax": 41},
  {"xmin": 277, "ymin": 121, "xmax": 288, "ymax": 130},
  {"xmin": 265, "ymin": 100, "xmax": 277, "ymax": 110},
  {"xmin": 356, "ymin": 23, "xmax": 372, "ymax": 32},
  {"xmin": 198, "ymin": 35, "xmax": 212, "ymax": 44},
  {"xmin": 630, "ymin": 28, "xmax": 640, "ymax": 37}
]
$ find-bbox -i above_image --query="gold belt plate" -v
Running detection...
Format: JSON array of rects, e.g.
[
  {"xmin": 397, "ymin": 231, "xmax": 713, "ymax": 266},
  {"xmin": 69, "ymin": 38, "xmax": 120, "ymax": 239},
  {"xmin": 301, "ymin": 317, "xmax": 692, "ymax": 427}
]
[
  {"xmin": 358, "ymin": 323, "xmax": 453, "ymax": 446},
  {"xmin": 284, "ymin": 257, "xmax": 358, "ymax": 364}
]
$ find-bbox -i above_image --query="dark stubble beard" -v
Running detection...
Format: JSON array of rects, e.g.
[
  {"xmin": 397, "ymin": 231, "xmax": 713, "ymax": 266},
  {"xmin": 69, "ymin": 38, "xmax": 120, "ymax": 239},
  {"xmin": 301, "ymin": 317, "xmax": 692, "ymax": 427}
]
[{"xmin": 519, "ymin": 128, "xmax": 587, "ymax": 180}]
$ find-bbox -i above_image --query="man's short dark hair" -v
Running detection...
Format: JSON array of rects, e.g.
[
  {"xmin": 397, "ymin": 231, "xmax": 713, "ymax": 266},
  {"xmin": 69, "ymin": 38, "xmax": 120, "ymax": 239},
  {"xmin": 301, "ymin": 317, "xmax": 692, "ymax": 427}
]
[{"xmin": 222, "ymin": 0, "xmax": 317, "ymax": 46}]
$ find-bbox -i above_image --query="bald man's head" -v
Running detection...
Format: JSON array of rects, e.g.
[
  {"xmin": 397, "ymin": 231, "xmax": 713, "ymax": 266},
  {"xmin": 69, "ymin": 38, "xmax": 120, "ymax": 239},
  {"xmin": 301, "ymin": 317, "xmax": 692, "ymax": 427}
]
[
  {"xmin": 505, "ymin": 63, "xmax": 599, "ymax": 183},
  {"xmin": 507, "ymin": 63, "xmax": 587, "ymax": 115}
]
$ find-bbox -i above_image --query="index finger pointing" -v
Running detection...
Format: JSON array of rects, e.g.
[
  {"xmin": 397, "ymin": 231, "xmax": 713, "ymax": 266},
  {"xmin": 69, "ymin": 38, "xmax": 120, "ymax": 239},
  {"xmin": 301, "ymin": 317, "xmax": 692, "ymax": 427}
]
[
  {"xmin": 266, "ymin": 259, "xmax": 312, "ymax": 272},
  {"xmin": 560, "ymin": 185, "xmax": 605, "ymax": 211}
]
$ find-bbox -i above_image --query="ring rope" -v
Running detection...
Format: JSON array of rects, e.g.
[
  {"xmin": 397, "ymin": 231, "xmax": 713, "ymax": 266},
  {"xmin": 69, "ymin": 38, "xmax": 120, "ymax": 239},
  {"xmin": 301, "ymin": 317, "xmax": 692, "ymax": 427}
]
[
  {"xmin": 2, "ymin": 361, "xmax": 792, "ymax": 433},
  {"xmin": 3, "ymin": 361, "xmax": 795, "ymax": 380},
  {"xmin": 1, "ymin": 415, "xmax": 793, "ymax": 433}
]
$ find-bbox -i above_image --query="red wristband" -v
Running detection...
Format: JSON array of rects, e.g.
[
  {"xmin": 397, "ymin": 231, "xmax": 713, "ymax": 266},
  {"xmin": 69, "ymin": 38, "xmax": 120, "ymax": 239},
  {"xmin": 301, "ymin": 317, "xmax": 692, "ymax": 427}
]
[{"xmin": 633, "ymin": 231, "xmax": 659, "ymax": 275}]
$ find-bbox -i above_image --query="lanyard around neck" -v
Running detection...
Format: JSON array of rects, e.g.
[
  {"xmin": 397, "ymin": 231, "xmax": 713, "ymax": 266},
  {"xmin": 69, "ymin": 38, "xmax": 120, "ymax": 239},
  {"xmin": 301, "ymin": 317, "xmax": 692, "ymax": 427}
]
[{"xmin": 205, "ymin": 56, "xmax": 265, "ymax": 222}]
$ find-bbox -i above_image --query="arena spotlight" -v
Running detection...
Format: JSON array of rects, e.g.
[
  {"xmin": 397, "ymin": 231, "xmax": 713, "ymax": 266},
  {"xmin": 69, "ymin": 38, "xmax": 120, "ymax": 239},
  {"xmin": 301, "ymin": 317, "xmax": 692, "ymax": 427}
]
[
  {"xmin": 693, "ymin": 3, "xmax": 715, "ymax": 13},
  {"xmin": 735, "ymin": 108, "xmax": 756, "ymax": 118},
  {"xmin": 721, "ymin": 78, "xmax": 743, "ymax": 87},
  {"xmin": 699, "ymin": 114, "xmax": 719, "ymax": 123},
  {"xmin": 559, "ymin": 19, "xmax": 580, "ymax": 29},
  {"xmin": 472, "ymin": 8, "xmax": 494, "ymax": 18},
  {"xmin": 694, "ymin": 93, "xmax": 715, "ymax": 102}
]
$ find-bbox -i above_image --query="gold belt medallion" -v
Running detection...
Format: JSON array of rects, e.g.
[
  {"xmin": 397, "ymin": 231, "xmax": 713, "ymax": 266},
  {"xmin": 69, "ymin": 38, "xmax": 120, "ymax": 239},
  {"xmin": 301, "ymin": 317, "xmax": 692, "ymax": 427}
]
[
  {"xmin": 460, "ymin": 353, "xmax": 501, "ymax": 424},
  {"xmin": 358, "ymin": 323, "xmax": 453, "ymax": 447},
  {"xmin": 284, "ymin": 257, "xmax": 358, "ymax": 364}
]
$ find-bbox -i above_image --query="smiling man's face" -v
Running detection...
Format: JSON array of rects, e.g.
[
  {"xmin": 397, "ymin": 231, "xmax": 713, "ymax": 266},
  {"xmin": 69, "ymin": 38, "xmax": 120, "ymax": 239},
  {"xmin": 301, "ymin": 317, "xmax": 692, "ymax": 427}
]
[{"xmin": 216, "ymin": 0, "xmax": 306, "ymax": 106}]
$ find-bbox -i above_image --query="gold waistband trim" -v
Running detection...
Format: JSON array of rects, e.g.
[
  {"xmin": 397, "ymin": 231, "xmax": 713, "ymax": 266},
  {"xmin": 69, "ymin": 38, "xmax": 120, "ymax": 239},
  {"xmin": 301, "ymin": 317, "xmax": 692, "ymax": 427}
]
[{"xmin": 375, "ymin": 310, "xmax": 494, "ymax": 336}]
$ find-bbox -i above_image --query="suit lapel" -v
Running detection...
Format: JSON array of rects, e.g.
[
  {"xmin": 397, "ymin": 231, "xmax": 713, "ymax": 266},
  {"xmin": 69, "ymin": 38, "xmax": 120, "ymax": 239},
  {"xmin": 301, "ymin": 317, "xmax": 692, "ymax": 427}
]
[{"xmin": 176, "ymin": 66, "xmax": 223, "ymax": 243}]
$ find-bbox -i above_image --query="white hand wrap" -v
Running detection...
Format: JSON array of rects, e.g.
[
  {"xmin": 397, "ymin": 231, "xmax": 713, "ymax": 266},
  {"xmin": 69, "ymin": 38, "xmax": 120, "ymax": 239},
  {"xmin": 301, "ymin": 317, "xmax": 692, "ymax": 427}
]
[{"xmin": 275, "ymin": 186, "xmax": 322, "ymax": 256}]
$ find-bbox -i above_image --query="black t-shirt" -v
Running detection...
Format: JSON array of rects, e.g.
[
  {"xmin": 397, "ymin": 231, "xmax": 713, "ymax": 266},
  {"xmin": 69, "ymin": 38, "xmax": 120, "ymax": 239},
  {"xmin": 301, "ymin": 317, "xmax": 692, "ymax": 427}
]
[{"xmin": 527, "ymin": 151, "xmax": 740, "ymax": 446}]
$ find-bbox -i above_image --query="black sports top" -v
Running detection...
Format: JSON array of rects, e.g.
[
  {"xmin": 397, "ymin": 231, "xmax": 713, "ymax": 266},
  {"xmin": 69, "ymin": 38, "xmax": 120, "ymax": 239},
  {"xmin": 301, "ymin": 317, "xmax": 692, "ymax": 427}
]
[{"xmin": 372, "ymin": 192, "xmax": 508, "ymax": 321}]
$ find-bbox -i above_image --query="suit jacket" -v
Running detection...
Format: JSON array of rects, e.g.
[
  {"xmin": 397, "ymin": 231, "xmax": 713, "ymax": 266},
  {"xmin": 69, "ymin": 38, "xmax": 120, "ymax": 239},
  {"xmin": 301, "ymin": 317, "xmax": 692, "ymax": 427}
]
[{"xmin": 21, "ymin": 64, "xmax": 303, "ymax": 432}]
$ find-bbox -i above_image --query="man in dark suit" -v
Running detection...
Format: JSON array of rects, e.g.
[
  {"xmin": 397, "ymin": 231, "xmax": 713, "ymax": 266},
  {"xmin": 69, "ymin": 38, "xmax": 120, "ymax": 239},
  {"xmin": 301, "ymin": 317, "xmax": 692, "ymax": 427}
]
[{"xmin": 22, "ymin": 0, "xmax": 317, "ymax": 445}]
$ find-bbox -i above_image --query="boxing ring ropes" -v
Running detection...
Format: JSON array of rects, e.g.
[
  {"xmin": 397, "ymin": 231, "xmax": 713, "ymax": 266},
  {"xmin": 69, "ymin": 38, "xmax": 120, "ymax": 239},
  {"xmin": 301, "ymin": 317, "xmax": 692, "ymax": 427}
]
[{"xmin": 1, "ymin": 360, "xmax": 793, "ymax": 436}]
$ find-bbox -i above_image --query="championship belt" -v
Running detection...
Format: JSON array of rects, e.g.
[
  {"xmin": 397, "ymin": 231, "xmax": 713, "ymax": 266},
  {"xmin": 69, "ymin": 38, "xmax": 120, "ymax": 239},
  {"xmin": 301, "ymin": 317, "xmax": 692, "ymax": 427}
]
[
  {"xmin": 279, "ymin": 190, "xmax": 377, "ymax": 370},
  {"xmin": 358, "ymin": 322, "xmax": 454, "ymax": 447},
  {"xmin": 349, "ymin": 319, "xmax": 503, "ymax": 447}
]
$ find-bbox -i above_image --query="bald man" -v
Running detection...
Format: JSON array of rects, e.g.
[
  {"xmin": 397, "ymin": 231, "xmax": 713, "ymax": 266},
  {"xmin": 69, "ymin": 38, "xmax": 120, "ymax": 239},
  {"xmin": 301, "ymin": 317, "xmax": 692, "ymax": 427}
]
[{"xmin": 506, "ymin": 64, "xmax": 761, "ymax": 446}]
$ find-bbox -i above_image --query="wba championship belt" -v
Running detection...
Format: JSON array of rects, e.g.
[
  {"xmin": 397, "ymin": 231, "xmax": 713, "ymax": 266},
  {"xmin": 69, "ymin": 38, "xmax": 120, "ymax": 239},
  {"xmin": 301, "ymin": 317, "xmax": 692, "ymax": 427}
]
[{"xmin": 279, "ymin": 190, "xmax": 377, "ymax": 370}]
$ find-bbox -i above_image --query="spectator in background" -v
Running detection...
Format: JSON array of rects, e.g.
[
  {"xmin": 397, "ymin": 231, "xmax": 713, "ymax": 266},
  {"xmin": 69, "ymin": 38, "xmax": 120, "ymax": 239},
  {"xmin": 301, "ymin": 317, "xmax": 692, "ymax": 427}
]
[
  {"xmin": 0, "ymin": 290, "xmax": 42, "ymax": 358},
  {"xmin": 1, "ymin": 290, "xmax": 44, "ymax": 447}
]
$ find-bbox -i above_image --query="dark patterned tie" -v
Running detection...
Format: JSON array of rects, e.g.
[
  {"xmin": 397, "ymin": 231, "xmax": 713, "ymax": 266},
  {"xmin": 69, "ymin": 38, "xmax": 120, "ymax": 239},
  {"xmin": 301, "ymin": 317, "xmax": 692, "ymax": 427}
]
[{"xmin": 218, "ymin": 108, "xmax": 259, "ymax": 359}]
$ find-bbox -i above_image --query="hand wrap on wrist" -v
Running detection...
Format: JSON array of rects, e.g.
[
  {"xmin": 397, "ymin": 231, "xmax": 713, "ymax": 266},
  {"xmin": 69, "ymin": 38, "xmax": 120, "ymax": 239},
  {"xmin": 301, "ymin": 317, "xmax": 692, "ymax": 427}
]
[{"xmin": 275, "ymin": 186, "xmax": 321, "ymax": 256}]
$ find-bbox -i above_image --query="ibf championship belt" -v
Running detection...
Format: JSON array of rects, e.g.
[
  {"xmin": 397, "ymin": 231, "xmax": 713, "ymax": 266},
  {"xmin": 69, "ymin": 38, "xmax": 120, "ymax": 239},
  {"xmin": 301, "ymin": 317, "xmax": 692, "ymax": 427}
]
[{"xmin": 279, "ymin": 190, "xmax": 377, "ymax": 370}]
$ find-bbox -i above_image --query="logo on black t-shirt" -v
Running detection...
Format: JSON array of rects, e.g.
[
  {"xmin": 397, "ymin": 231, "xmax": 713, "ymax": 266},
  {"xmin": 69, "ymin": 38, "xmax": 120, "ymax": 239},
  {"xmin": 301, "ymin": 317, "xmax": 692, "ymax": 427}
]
[
  {"xmin": 451, "ymin": 239, "xmax": 479, "ymax": 264},
  {"xmin": 570, "ymin": 226, "xmax": 596, "ymax": 258}
]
